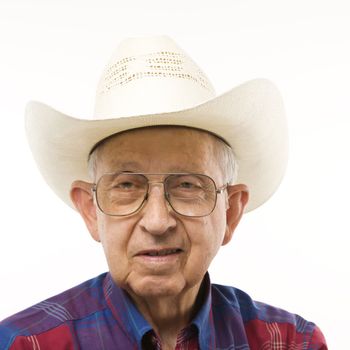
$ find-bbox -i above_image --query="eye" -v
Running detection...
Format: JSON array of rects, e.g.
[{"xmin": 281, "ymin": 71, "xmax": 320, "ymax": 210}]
[
  {"xmin": 167, "ymin": 175, "xmax": 206, "ymax": 196},
  {"xmin": 107, "ymin": 174, "xmax": 147, "ymax": 192},
  {"xmin": 178, "ymin": 181, "xmax": 197, "ymax": 189},
  {"xmin": 115, "ymin": 181, "xmax": 135, "ymax": 189}
]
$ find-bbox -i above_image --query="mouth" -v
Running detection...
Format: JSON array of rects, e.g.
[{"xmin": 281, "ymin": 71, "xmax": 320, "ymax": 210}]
[{"xmin": 137, "ymin": 248, "xmax": 183, "ymax": 257}]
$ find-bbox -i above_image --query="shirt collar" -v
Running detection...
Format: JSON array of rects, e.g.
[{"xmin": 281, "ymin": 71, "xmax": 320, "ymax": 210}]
[
  {"xmin": 103, "ymin": 272, "xmax": 215, "ymax": 349},
  {"xmin": 190, "ymin": 273, "xmax": 215, "ymax": 349}
]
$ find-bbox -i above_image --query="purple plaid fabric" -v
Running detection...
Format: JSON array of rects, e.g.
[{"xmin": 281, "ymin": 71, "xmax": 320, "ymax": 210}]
[{"xmin": 0, "ymin": 272, "xmax": 327, "ymax": 349}]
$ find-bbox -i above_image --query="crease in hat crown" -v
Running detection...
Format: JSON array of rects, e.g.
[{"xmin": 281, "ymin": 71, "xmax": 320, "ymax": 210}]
[{"xmin": 94, "ymin": 35, "xmax": 216, "ymax": 119}]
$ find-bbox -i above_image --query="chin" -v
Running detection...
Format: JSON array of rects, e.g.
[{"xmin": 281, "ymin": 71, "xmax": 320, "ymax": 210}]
[{"xmin": 128, "ymin": 274, "xmax": 187, "ymax": 299}]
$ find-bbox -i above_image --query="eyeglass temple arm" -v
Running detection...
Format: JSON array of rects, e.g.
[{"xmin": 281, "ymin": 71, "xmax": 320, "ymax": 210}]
[{"xmin": 216, "ymin": 183, "xmax": 229, "ymax": 194}]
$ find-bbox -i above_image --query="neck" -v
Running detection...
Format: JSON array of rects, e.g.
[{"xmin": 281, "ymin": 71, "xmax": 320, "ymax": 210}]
[{"xmin": 127, "ymin": 280, "xmax": 205, "ymax": 349}]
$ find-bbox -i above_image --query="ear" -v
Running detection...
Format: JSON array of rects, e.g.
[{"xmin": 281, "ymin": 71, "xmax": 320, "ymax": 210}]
[
  {"xmin": 70, "ymin": 180, "xmax": 100, "ymax": 242},
  {"xmin": 222, "ymin": 184, "xmax": 249, "ymax": 245}
]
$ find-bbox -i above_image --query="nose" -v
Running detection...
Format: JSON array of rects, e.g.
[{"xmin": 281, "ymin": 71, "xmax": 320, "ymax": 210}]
[{"xmin": 138, "ymin": 183, "xmax": 177, "ymax": 235}]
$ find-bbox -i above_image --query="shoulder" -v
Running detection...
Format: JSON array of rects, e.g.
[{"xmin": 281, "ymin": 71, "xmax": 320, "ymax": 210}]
[
  {"xmin": 0, "ymin": 273, "xmax": 108, "ymax": 350},
  {"xmin": 211, "ymin": 283, "xmax": 327, "ymax": 349}
]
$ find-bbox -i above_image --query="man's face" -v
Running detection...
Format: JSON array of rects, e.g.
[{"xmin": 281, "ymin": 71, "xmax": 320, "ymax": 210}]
[{"xmin": 73, "ymin": 127, "xmax": 247, "ymax": 300}]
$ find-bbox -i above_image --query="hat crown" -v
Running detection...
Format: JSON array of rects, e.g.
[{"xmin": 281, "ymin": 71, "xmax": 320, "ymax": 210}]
[{"xmin": 93, "ymin": 36, "xmax": 215, "ymax": 119}]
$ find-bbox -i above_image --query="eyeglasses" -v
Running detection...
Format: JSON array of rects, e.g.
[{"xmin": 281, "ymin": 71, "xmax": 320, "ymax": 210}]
[{"xmin": 91, "ymin": 173, "xmax": 228, "ymax": 217}]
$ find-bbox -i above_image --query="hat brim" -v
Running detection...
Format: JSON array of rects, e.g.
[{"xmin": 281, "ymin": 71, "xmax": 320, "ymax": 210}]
[{"xmin": 25, "ymin": 78, "xmax": 288, "ymax": 212}]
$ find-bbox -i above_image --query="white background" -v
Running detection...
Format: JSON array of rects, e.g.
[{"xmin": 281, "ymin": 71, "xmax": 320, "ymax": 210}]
[{"xmin": 0, "ymin": 0, "xmax": 349, "ymax": 348}]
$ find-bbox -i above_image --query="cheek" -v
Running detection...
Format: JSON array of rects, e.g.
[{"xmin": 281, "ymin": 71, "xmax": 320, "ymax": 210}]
[
  {"xmin": 96, "ymin": 216, "xmax": 131, "ymax": 273},
  {"xmin": 189, "ymin": 211, "xmax": 227, "ymax": 265},
  {"xmin": 97, "ymin": 213, "xmax": 128, "ymax": 246},
  {"xmin": 206, "ymin": 210, "xmax": 228, "ymax": 256}
]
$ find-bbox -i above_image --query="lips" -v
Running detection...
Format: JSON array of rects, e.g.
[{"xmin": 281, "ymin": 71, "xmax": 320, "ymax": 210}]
[{"xmin": 137, "ymin": 248, "xmax": 182, "ymax": 257}]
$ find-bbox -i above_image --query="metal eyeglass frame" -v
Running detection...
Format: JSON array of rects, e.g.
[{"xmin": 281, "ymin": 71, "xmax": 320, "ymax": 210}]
[{"xmin": 91, "ymin": 172, "xmax": 228, "ymax": 218}]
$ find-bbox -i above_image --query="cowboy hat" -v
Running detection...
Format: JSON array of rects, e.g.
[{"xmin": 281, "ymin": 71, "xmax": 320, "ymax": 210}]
[{"xmin": 25, "ymin": 35, "xmax": 288, "ymax": 212}]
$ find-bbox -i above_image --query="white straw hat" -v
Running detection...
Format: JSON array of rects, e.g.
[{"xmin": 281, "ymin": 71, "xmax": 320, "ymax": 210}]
[{"xmin": 25, "ymin": 35, "xmax": 288, "ymax": 212}]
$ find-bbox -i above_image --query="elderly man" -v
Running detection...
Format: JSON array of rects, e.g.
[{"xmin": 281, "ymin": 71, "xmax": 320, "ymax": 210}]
[{"xmin": 0, "ymin": 36, "xmax": 327, "ymax": 349}]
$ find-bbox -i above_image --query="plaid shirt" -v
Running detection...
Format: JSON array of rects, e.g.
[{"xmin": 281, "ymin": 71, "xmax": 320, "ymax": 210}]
[{"xmin": 0, "ymin": 273, "xmax": 327, "ymax": 349}]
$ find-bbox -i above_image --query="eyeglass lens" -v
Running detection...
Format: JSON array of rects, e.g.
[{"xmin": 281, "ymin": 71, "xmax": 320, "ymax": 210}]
[{"xmin": 95, "ymin": 173, "xmax": 217, "ymax": 217}]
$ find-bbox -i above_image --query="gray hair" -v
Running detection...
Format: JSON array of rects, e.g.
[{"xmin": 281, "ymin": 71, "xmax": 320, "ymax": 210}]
[
  {"xmin": 214, "ymin": 138, "xmax": 238, "ymax": 185},
  {"xmin": 87, "ymin": 132, "xmax": 238, "ymax": 185},
  {"xmin": 87, "ymin": 147, "xmax": 99, "ymax": 181}
]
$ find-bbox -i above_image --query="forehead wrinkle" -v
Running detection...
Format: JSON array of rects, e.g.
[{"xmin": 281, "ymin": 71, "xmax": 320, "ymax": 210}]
[
  {"xmin": 102, "ymin": 161, "xmax": 144, "ymax": 173},
  {"xmin": 100, "ymin": 159, "xmax": 211, "ymax": 175}
]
